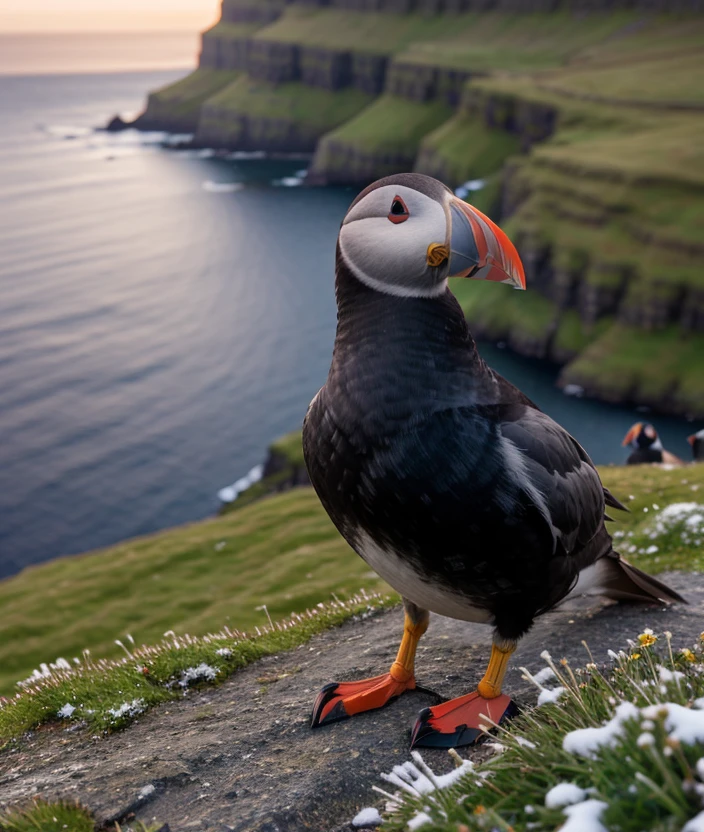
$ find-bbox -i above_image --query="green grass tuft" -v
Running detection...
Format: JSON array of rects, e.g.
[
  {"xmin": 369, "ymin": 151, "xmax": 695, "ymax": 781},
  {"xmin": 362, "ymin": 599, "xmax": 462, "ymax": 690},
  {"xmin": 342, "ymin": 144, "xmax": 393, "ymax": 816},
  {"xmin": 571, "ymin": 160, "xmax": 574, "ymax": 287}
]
[
  {"xmin": 0, "ymin": 591, "xmax": 396, "ymax": 744},
  {"xmin": 0, "ymin": 488, "xmax": 388, "ymax": 698},
  {"xmin": 0, "ymin": 799, "xmax": 164, "ymax": 832}
]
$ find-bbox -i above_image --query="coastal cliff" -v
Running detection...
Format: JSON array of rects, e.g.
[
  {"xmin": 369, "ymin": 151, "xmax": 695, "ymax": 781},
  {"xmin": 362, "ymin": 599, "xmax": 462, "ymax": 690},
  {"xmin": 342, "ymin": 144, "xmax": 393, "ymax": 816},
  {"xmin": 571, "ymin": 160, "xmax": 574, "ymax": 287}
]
[{"xmin": 134, "ymin": 1, "xmax": 704, "ymax": 416}]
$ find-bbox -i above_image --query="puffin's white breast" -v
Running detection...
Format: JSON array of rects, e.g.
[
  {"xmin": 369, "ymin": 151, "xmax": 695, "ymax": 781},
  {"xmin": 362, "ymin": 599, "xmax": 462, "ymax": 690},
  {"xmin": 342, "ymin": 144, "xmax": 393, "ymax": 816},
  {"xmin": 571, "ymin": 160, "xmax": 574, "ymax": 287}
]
[{"xmin": 355, "ymin": 530, "xmax": 493, "ymax": 624}]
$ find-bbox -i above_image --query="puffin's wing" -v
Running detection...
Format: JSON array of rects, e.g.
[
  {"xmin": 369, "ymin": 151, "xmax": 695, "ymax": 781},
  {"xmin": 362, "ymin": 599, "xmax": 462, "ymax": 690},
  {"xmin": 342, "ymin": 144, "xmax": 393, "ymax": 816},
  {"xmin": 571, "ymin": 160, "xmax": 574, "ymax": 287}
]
[{"xmin": 495, "ymin": 404, "xmax": 608, "ymax": 559}]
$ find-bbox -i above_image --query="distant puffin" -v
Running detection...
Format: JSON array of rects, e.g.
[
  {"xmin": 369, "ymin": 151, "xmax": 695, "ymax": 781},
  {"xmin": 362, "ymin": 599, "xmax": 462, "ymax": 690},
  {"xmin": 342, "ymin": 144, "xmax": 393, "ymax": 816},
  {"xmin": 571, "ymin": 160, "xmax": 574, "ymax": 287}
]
[
  {"xmin": 303, "ymin": 173, "xmax": 685, "ymax": 749},
  {"xmin": 689, "ymin": 428, "xmax": 704, "ymax": 462},
  {"xmin": 622, "ymin": 422, "xmax": 684, "ymax": 466}
]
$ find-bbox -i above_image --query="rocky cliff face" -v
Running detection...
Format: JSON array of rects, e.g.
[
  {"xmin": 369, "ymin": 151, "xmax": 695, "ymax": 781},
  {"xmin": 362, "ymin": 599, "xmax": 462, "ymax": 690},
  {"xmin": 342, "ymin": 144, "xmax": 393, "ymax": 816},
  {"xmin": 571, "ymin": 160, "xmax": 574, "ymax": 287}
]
[{"xmin": 134, "ymin": 4, "xmax": 704, "ymax": 415}]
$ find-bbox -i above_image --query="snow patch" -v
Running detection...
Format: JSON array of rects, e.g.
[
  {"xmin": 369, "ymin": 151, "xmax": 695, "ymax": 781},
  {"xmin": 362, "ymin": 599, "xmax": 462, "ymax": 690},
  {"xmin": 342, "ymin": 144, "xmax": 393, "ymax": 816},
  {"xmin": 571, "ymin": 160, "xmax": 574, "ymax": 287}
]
[
  {"xmin": 407, "ymin": 813, "xmax": 432, "ymax": 830},
  {"xmin": 641, "ymin": 702, "xmax": 704, "ymax": 744},
  {"xmin": 351, "ymin": 807, "xmax": 381, "ymax": 827},
  {"xmin": 545, "ymin": 782, "xmax": 587, "ymax": 808},
  {"xmin": 560, "ymin": 799, "xmax": 608, "ymax": 832},
  {"xmin": 532, "ymin": 667, "xmax": 557, "ymax": 685},
  {"xmin": 516, "ymin": 736, "xmax": 537, "ymax": 748},
  {"xmin": 563, "ymin": 702, "xmax": 639, "ymax": 758},
  {"xmin": 538, "ymin": 686, "xmax": 566, "ymax": 706},
  {"xmin": 138, "ymin": 783, "xmax": 156, "ymax": 801},
  {"xmin": 684, "ymin": 811, "xmax": 704, "ymax": 832}
]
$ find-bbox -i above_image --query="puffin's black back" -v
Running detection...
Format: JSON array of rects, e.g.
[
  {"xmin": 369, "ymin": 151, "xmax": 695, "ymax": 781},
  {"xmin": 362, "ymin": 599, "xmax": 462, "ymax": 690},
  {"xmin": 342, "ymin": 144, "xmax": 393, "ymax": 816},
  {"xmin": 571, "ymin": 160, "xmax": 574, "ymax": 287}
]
[{"xmin": 304, "ymin": 261, "xmax": 614, "ymax": 641}]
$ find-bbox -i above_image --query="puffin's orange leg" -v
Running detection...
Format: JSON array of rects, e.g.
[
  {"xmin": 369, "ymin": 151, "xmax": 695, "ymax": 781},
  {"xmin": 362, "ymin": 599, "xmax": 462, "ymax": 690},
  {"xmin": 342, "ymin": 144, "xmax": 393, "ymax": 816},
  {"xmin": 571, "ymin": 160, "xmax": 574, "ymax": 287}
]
[
  {"xmin": 311, "ymin": 604, "xmax": 429, "ymax": 728},
  {"xmin": 411, "ymin": 641, "xmax": 518, "ymax": 749}
]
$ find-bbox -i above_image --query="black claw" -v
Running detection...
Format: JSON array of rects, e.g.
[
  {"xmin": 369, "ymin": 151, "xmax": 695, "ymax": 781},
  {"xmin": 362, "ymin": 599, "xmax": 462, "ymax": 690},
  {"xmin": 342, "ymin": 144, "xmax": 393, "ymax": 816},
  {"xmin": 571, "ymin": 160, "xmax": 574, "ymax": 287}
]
[
  {"xmin": 311, "ymin": 683, "xmax": 345, "ymax": 728},
  {"xmin": 410, "ymin": 699, "xmax": 520, "ymax": 749},
  {"xmin": 411, "ymin": 715, "xmax": 482, "ymax": 749}
]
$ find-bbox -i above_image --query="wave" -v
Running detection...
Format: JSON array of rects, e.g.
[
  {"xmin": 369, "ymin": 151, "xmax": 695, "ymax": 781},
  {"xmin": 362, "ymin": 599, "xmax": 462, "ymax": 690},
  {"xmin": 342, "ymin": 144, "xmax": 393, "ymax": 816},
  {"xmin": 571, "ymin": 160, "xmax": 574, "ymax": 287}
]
[
  {"xmin": 40, "ymin": 124, "xmax": 93, "ymax": 140},
  {"xmin": 225, "ymin": 150, "xmax": 267, "ymax": 161},
  {"xmin": 218, "ymin": 464, "xmax": 265, "ymax": 503},
  {"xmin": 272, "ymin": 169, "xmax": 308, "ymax": 188},
  {"xmin": 202, "ymin": 180, "xmax": 244, "ymax": 193}
]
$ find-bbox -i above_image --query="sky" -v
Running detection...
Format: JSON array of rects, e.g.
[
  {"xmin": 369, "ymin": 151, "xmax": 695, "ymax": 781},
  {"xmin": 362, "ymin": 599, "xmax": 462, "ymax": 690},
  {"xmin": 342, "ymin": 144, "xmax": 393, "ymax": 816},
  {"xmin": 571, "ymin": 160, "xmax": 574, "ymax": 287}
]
[{"xmin": 0, "ymin": 0, "xmax": 221, "ymax": 32}]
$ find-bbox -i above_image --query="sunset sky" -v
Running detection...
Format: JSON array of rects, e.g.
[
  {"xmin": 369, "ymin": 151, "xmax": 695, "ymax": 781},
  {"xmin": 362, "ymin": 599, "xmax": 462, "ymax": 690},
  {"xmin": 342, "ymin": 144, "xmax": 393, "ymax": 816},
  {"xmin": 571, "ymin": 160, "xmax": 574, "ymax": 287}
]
[{"xmin": 0, "ymin": 0, "xmax": 221, "ymax": 32}]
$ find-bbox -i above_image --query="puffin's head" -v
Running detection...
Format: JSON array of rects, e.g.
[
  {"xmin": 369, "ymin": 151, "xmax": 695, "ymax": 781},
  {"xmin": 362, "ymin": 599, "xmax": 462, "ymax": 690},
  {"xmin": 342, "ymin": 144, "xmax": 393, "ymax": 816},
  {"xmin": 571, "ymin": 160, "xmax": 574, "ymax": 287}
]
[
  {"xmin": 622, "ymin": 422, "xmax": 661, "ymax": 450},
  {"xmin": 338, "ymin": 173, "xmax": 526, "ymax": 299}
]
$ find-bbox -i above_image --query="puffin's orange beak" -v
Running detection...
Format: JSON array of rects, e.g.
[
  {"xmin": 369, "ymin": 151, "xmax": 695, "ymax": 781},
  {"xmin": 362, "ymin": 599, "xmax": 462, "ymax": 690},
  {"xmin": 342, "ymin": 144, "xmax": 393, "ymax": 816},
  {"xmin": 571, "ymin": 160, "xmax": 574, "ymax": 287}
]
[
  {"xmin": 688, "ymin": 434, "xmax": 697, "ymax": 447},
  {"xmin": 622, "ymin": 423, "xmax": 643, "ymax": 447},
  {"xmin": 445, "ymin": 198, "xmax": 526, "ymax": 290}
]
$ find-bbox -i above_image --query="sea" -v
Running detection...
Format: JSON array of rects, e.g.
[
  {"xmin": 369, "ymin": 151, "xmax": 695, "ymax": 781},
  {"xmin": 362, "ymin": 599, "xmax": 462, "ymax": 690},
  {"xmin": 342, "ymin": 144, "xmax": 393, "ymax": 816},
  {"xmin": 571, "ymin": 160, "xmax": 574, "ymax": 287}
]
[{"xmin": 0, "ymin": 35, "xmax": 697, "ymax": 579}]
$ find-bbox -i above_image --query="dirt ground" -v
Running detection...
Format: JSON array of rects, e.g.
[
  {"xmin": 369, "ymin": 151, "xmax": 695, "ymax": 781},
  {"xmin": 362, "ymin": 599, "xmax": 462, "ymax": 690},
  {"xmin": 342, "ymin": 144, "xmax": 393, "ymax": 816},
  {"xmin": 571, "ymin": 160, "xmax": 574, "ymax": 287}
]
[{"xmin": 1, "ymin": 572, "xmax": 703, "ymax": 832}]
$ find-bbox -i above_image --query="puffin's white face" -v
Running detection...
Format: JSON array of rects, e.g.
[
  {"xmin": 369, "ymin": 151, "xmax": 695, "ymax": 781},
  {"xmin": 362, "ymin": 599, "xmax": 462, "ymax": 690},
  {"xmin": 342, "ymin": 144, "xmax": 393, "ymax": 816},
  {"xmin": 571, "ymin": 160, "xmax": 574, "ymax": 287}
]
[
  {"xmin": 339, "ymin": 184, "xmax": 449, "ymax": 298},
  {"xmin": 337, "ymin": 173, "xmax": 526, "ymax": 299}
]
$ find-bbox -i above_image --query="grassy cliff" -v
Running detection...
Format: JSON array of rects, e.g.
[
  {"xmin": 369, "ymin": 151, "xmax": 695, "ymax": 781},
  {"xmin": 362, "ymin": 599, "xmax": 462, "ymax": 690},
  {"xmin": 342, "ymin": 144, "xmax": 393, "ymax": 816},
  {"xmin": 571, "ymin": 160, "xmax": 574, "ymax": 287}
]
[{"xmin": 135, "ymin": 4, "xmax": 704, "ymax": 414}]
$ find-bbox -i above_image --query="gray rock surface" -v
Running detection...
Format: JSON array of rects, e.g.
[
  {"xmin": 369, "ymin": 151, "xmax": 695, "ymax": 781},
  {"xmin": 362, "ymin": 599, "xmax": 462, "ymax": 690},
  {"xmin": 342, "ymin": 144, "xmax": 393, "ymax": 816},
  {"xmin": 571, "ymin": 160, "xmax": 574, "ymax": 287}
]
[{"xmin": 1, "ymin": 572, "xmax": 702, "ymax": 831}]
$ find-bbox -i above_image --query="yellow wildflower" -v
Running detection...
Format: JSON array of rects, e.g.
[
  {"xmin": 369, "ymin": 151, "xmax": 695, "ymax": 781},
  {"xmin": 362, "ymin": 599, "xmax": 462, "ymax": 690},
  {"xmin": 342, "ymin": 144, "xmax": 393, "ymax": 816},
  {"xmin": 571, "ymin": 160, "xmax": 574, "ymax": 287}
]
[
  {"xmin": 638, "ymin": 629, "xmax": 657, "ymax": 647},
  {"xmin": 681, "ymin": 648, "xmax": 696, "ymax": 663},
  {"xmin": 474, "ymin": 806, "xmax": 486, "ymax": 815},
  {"xmin": 629, "ymin": 653, "xmax": 641, "ymax": 661}
]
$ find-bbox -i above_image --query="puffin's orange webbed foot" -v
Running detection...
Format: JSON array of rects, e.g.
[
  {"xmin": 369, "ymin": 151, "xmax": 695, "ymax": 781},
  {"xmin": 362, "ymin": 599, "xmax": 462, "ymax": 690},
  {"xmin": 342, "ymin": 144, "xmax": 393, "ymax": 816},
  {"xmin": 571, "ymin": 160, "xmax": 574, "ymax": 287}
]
[
  {"xmin": 311, "ymin": 672, "xmax": 416, "ymax": 727},
  {"xmin": 410, "ymin": 690, "xmax": 517, "ymax": 748}
]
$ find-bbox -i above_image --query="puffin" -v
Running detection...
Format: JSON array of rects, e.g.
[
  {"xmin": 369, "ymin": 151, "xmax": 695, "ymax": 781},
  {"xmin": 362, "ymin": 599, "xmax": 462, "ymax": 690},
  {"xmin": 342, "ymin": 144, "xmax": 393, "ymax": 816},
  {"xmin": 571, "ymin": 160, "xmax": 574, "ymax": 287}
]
[
  {"xmin": 689, "ymin": 428, "xmax": 704, "ymax": 462},
  {"xmin": 302, "ymin": 173, "xmax": 685, "ymax": 749},
  {"xmin": 622, "ymin": 422, "xmax": 684, "ymax": 466}
]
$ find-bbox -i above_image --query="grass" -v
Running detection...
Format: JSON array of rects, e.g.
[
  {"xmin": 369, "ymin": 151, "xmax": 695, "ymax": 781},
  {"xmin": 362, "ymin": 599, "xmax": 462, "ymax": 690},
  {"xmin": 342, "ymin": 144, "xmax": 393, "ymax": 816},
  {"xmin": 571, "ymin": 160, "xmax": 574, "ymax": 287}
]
[
  {"xmin": 0, "ymin": 800, "xmax": 161, "ymax": 832},
  {"xmin": 450, "ymin": 279, "xmax": 558, "ymax": 344},
  {"xmin": 562, "ymin": 325, "xmax": 704, "ymax": 417},
  {"xmin": 201, "ymin": 76, "xmax": 373, "ymax": 135},
  {"xmin": 391, "ymin": 11, "xmax": 643, "ymax": 72},
  {"xmin": 201, "ymin": 20, "xmax": 262, "ymax": 42},
  {"xmin": 380, "ymin": 629, "xmax": 704, "ymax": 831},
  {"xmin": 0, "ymin": 591, "xmax": 394, "ymax": 744},
  {"xmin": 143, "ymin": 69, "xmax": 240, "ymax": 129},
  {"xmin": 321, "ymin": 95, "xmax": 453, "ymax": 155},
  {"xmin": 416, "ymin": 116, "xmax": 520, "ymax": 191},
  {"xmin": 539, "ymin": 51, "xmax": 704, "ymax": 108},
  {"xmin": 0, "ymin": 488, "xmax": 388, "ymax": 698},
  {"xmin": 269, "ymin": 429, "xmax": 305, "ymax": 467},
  {"xmin": 251, "ymin": 8, "xmax": 470, "ymax": 54}
]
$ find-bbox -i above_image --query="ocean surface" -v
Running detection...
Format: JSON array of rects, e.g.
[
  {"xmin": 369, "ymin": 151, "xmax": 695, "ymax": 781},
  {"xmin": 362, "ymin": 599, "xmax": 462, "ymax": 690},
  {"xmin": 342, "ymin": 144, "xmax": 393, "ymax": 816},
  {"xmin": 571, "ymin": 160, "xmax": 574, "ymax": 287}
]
[{"xmin": 0, "ymin": 67, "xmax": 697, "ymax": 580}]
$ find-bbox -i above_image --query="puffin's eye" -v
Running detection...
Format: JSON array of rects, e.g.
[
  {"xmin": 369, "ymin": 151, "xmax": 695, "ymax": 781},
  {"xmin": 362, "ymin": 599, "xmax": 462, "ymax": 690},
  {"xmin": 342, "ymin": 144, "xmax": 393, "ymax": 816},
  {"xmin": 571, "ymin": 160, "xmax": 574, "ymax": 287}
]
[{"xmin": 388, "ymin": 196, "xmax": 410, "ymax": 224}]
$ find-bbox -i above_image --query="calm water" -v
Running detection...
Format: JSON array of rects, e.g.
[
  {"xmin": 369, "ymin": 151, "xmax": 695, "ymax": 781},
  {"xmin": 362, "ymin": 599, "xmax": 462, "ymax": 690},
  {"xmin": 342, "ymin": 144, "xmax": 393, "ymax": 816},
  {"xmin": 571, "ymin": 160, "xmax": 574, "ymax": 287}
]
[{"xmin": 0, "ymin": 69, "xmax": 696, "ymax": 580}]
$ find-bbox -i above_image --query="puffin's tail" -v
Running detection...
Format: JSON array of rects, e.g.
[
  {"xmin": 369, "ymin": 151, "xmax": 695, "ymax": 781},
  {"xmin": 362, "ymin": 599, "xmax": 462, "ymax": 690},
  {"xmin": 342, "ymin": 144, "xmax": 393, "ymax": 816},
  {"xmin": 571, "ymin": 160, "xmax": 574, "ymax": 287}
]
[{"xmin": 571, "ymin": 553, "xmax": 686, "ymax": 605}]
